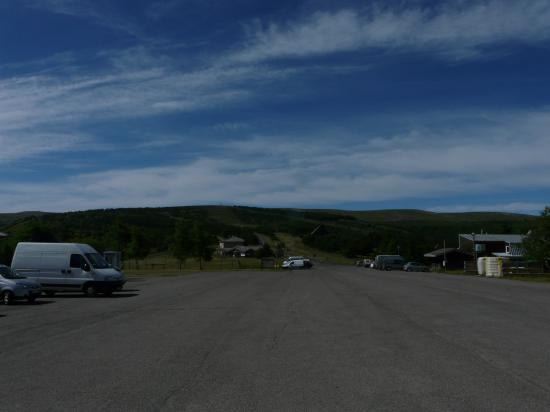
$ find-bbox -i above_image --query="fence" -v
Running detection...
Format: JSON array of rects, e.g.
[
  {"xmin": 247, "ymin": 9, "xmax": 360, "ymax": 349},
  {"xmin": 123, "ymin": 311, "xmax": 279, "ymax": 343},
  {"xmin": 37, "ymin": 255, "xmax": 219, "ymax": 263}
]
[
  {"xmin": 122, "ymin": 256, "xmax": 281, "ymax": 271},
  {"xmin": 463, "ymin": 259, "xmax": 548, "ymax": 276},
  {"xmin": 502, "ymin": 261, "xmax": 547, "ymax": 275}
]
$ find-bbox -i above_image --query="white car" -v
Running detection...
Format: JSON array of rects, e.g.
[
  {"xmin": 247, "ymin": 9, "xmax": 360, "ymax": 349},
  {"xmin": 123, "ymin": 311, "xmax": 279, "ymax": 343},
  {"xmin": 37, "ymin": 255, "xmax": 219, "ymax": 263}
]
[{"xmin": 282, "ymin": 256, "xmax": 313, "ymax": 269}]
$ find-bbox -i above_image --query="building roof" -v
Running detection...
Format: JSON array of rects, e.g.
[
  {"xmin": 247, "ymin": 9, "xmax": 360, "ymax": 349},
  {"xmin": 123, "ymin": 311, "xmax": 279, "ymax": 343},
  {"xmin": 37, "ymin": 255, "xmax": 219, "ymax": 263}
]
[
  {"xmin": 219, "ymin": 236, "xmax": 244, "ymax": 243},
  {"xmin": 424, "ymin": 248, "xmax": 471, "ymax": 258},
  {"xmin": 459, "ymin": 234, "xmax": 526, "ymax": 243},
  {"xmin": 221, "ymin": 245, "xmax": 262, "ymax": 253}
]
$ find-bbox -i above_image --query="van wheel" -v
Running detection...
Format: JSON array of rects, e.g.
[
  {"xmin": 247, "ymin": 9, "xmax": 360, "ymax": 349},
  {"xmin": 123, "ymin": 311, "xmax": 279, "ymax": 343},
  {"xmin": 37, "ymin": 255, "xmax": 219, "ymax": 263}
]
[
  {"xmin": 84, "ymin": 285, "xmax": 98, "ymax": 297},
  {"xmin": 45, "ymin": 291, "xmax": 56, "ymax": 297},
  {"xmin": 2, "ymin": 291, "xmax": 13, "ymax": 305},
  {"xmin": 27, "ymin": 296, "xmax": 37, "ymax": 304}
]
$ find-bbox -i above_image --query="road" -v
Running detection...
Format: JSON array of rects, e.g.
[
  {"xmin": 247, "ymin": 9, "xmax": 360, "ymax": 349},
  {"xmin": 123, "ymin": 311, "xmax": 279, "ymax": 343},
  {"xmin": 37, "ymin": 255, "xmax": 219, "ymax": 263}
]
[{"xmin": 2, "ymin": 264, "xmax": 550, "ymax": 411}]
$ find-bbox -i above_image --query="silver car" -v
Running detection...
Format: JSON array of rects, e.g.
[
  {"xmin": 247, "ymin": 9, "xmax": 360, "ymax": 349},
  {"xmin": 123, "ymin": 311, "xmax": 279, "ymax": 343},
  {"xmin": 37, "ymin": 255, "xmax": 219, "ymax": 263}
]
[
  {"xmin": 0, "ymin": 264, "xmax": 42, "ymax": 305},
  {"xmin": 403, "ymin": 262, "xmax": 430, "ymax": 272}
]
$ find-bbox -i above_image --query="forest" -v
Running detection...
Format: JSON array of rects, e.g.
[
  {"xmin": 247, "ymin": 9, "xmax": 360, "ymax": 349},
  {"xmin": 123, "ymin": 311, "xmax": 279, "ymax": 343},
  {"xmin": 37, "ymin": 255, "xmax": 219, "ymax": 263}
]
[{"xmin": 0, "ymin": 205, "xmax": 539, "ymax": 265}]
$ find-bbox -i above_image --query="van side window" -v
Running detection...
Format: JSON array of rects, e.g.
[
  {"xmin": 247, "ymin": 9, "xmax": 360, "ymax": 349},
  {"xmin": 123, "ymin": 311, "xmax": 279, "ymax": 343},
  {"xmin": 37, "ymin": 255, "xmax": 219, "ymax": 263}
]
[{"xmin": 70, "ymin": 254, "xmax": 85, "ymax": 268}]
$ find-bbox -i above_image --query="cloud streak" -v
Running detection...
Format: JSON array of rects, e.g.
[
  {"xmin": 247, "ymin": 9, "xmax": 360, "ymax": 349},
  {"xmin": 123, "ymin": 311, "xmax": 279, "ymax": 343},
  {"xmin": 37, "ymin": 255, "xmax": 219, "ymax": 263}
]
[
  {"xmin": 2, "ymin": 108, "xmax": 550, "ymax": 212},
  {"xmin": 0, "ymin": 48, "xmax": 298, "ymax": 164},
  {"xmin": 23, "ymin": 0, "xmax": 143, "ymax": 37},
  {"xmin": 0, "ymin": 132, "xmax": 90, "ymax": 163},
  {"xmin": 233, "ymin": 1, "xmax": 550, "ymax": 62}
]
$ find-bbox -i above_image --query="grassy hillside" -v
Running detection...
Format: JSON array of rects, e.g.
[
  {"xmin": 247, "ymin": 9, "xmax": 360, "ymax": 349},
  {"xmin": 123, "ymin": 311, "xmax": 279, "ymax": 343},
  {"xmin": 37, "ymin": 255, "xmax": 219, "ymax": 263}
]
[
  {"xmin": 0, "ymin": 211, "xmax": 49, "ymax": 229},
  {"xmin": 0, "ymin": 205, "xmax": 538, "ymax": 265}
]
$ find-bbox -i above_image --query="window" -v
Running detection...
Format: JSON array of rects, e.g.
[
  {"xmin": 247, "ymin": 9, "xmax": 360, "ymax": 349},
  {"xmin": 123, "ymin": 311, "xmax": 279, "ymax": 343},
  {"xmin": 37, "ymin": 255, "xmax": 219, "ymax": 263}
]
[
  {"xmin": 85, "ymin": 253, "xmax": 110, "ymax": 269},
  {"xmin": 70, "ymin": 254, "xmax": 85, "ymax": 269}
]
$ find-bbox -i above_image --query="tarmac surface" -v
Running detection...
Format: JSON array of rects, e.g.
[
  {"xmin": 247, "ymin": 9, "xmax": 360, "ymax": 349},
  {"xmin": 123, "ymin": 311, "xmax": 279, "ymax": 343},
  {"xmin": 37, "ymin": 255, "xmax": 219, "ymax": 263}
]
[{"xmin": 2, "ymin": 264, "xmax": 550, "ymax": 411}]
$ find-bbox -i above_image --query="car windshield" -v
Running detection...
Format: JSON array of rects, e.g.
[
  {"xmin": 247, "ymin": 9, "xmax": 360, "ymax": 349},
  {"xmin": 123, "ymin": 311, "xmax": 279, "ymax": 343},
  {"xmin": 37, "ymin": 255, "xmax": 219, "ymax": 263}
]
[
  {"xmin": 0, "ymin": 267, "xmax": 25, "ymax": 279},
  {"xmin": 85, "ymin": 253, "xmax": 111, "ymax": 269}
]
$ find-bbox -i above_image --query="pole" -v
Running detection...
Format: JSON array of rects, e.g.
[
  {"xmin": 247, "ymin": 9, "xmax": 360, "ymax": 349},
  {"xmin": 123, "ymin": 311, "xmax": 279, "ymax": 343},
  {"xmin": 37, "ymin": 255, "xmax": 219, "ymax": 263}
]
[
  {"xmin": 472, "ymin": 232, "xmax": 477, "ymax": 273},
  {"xmin": 443, "ymin": 240, "xmax": 446, "ymax": 272}
]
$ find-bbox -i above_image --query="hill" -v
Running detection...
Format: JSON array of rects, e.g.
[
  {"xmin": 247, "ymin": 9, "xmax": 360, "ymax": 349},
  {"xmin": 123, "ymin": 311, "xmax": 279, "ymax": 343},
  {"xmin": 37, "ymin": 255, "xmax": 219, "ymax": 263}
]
[
  {"xmin": 0, "ymin": 206, "xmax": 538, "ymax": 264},
  {"xmin": 0, "ymin": 211, "xmax": 49, "ymax": 229}
]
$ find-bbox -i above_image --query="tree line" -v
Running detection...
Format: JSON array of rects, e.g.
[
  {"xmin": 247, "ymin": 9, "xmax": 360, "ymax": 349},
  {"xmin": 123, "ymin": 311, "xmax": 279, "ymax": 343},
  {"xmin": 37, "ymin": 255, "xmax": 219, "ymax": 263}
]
[{"xmin": 0, "ymin": 205, "xmax": 544, "ymax": 266}]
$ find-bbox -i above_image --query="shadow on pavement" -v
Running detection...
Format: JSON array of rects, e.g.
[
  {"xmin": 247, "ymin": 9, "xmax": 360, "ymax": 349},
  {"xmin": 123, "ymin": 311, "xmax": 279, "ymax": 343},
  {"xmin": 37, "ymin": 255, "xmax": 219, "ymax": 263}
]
[
  {"xmin": 8, "ymin": 300, "xmax": 55, "ymax": 306},
  {"xmin": 50, "ymin": 292, "xmax": 140, "ymax": 299}
]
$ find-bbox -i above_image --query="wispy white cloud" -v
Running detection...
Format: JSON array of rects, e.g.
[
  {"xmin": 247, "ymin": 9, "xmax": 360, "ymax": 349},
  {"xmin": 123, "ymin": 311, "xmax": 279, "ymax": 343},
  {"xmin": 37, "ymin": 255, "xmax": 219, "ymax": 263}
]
[
  {"xmin": 0, "ymin": 50, "xmax": 297, "ymax": 160},
  {"xmin": 23, "ymin": 0, "xmax": 142, "ymax": 37},
  {"xmin": 212, "ymin": 122, "xmax": 250, "ymax": 132},
  {"xmin": 0, "ymin": 132, "xmax": 90, "ymax": 163},
  {"xmin": 2, "ymin": 108, "xmax": 550, "ymax": 212},
  {"xmin": 145, "ymin": 0, "xmax": 187, "ymax": 20},
  {"xmin": 0, "ymin": 37, "xmax": 319, "ymax": 170},
  {"xmin": 135, "ymin": 136, "xmax": 186, "ymax": 150},
  {"xmin": 233, "ymin": 1, "xmax": 550, "ymax": 62},
  {"xmin": 428, "ymin": 203, "xmax": 547, "ymax": 215}
]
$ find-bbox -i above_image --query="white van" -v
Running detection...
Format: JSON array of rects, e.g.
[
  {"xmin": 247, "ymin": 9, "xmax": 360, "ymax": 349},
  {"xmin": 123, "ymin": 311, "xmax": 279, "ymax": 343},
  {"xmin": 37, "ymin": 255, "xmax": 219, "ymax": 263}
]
[{"xmin": 11, "ymin": 243, "xmax": 126, "ymax": 296}]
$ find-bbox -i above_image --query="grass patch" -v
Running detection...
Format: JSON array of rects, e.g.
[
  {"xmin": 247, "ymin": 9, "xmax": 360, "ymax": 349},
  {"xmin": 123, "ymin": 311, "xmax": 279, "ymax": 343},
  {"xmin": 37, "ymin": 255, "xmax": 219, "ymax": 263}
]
[
  {"xmin": 435, "ymin": 268, "xmax": 550, "ymax": 283},
  {"xmin": 504, "ymin": 274, "xmax": 550, "ymax": 283},
  {"xmin": 275, "ymin": 233, "xmax": 355, "ymax": 265}
]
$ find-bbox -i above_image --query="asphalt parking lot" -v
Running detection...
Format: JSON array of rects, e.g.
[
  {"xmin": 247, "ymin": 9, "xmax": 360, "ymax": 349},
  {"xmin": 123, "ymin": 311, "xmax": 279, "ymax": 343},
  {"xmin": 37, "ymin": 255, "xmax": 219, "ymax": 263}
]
[{"xmin": 2, "ymin": 264, "xmax": 550, "ymax": 411}]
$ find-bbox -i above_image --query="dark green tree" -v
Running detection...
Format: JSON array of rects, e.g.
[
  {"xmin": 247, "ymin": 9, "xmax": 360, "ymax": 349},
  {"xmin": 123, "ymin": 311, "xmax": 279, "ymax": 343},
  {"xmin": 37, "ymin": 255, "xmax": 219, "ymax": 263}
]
[
  {"xmin": 524, "ymin": 207, "xmax": 550, "ymax": 264},
  {"xmin": 255, "ymin": 243, "xmax": 274, "ymax": 258},
  {"xmin": 126, "ymin": 227, "xmax": 149, "ymax": 269},
  {"xmin": 274, "ymin": 241, "xmax": 286, "ymax": 258},
  {"xmin": 191, "ymin": 223, "xmax": 213, "ymax": 270},
  {"xmin": 173, "ymin": 220, "xmax": 194, "ymax": 270},
  {"xmin": 0, "ymin": 243, "xmax": 14, "ymax": 265},
  {"xmin": 109, "ymin": 219, "xmax": 132, "ymax": 251},
  {"xmin": 17, "ymin": 221, "xmax": 57, "ymax": 242}
]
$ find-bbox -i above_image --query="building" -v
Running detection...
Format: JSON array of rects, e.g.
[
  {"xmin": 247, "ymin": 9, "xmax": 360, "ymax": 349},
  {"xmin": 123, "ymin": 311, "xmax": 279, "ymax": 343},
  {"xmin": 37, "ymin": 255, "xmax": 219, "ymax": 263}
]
[
  {"xmin": 458, "ymin": 233, "xmax": 526, "ymax": 258},
  {"xmin": 0, "ymin": 232, "xmax": 8, "ymax": 240},
  {"xmin": 218, "ymin": 236, "xmax": 245, "ymax": 250},
  {"xmin": 424, "ymin": 247, "xmax": 472, "ymax": 269},
  {"xmin": 218, "ymin": 236, "xmax": 262, "ymax": 257}
]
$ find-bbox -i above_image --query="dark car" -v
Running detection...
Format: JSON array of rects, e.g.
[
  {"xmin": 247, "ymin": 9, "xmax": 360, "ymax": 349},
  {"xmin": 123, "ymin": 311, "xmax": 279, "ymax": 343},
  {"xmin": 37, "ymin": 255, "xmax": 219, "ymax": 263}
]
[{"xmin": 403, "ymin": 262, "xmax": 430, "ymax": 272}]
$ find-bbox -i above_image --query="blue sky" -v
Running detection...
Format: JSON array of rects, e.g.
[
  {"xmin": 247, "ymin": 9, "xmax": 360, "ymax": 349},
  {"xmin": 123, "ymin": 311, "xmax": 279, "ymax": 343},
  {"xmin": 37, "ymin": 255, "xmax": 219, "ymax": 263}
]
[{"xmin": 1, "ymin": 0, "xmax": 550, "ymax": 214}]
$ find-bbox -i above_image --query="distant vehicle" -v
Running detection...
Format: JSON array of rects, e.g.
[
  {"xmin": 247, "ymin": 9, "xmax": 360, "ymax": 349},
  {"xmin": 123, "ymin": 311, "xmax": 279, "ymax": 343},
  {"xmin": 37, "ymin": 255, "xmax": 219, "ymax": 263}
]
[
  {"xmin": 11, "ymin": 243, "xmax": 126, "ymax": 296},
  {"xmin": 0, "ymin": 264, "xmax": 42, "ymax": 305},
  {"xmin": 356, "ymin": 259, "xmax": 372, "ymax": 267},
  {"xmin": 403, "ymin": 262, "xmax": 430, "ymax": 272},
  {"xmin": 282, "ymin": 256, "xmax": 313, "ymax": 269},
  {"xmin": 374, "ymin": 255, "xmax": 406, "ymax": 271}
]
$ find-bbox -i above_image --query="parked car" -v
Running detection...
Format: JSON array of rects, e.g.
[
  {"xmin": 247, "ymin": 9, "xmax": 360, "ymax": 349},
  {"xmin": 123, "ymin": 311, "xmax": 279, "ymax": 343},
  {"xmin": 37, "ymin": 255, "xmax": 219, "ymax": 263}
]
[
  {"xmin": 282, "ymin": 256, "xmax": 313, "ymax": 269},
  {"xmin": 0, "ymin": 264, "xmax": 42, "ymax": 305},
  {"xmin": 403, "ymin": 262, "xmax": 430, "ymax": 272},
  {"xmin": 374, "ymin": 255, "xmax": 406, "ymax": 271},
  {"xmin": 356, "ymin": 259, "xmax": 373, "ymax": 267},
  {"xmin": 11, "ymin": 242, "xmax": 126, "ymax": 296}
]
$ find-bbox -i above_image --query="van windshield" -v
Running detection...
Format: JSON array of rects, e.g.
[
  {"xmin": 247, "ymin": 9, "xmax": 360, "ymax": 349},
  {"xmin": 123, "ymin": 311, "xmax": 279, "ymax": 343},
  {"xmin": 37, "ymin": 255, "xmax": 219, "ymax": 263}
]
[{"xmin": 85, "ymin": 253, "xmax": 111, "ymax": 269}]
